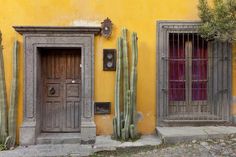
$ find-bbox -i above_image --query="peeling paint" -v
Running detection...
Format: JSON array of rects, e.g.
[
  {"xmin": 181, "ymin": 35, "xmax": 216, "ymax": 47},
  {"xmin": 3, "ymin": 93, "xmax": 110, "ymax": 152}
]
[
  {"xmin": 137, "ymin": 112, "xmax": 143, "ymax": 121},
  {"xmin": 102, "ymin": 116, "xmax": 110, "ymax": 120},
  {"xmin": 71, "ymin": 19, "xmax": 101, "ymax": 27}
]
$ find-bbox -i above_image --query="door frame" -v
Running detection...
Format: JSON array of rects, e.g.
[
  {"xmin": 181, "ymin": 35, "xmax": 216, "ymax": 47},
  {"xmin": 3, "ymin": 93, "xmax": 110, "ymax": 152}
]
[{"xmin": 14, "ymin": 26, "xmax": 101, "ymax": 145}]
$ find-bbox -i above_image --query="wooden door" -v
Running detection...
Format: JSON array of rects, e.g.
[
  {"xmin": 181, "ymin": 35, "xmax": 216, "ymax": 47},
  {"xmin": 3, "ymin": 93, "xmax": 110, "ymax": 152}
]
[{"xmin": 41, "ymin": 49, "xmax": 81, "ymax": 132}]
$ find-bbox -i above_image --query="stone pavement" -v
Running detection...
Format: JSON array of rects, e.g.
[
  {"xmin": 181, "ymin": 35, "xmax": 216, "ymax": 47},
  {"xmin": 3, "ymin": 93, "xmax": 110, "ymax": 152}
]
[
  {"xmin": 157, "ymin": 126, "xmax": 236, "ymax": 144},
  {"xmin": 94, "ymin": 135, "xmax": 161, "ymax": 151},
  {"xmin": 0, "ymin": 135, "xmax": 161, "ymax": 157},
  {"xmin": 2, "ymin": 126, "xmax": 236, "ymax": 157},
  {"xmin": 132, "ymin": 136, "xmax": 236, "ymax": 157},
  {"xmin": 0, "ymin": 144, "xmax": 93, "ymax": 157}
]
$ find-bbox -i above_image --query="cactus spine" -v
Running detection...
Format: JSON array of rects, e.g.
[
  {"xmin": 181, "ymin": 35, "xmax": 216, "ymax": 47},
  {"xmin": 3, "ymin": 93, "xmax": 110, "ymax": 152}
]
[
  {"xmin": 8, "ymin": 40, "xmax": 19, "ymax": 147},
  {"xmin": 113, "ymin": 28, "xmax": 138, "ymax": 141},
  {"xmin": 0, "ymin": 32, "xmax": 7, "ymax": 144}
]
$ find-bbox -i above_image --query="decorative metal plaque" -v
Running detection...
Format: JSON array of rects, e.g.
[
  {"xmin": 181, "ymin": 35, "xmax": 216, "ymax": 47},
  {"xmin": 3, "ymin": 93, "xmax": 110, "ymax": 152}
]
[{"xmin": 101, "ymin": 18, "xmax": 113, "ymax": 38}]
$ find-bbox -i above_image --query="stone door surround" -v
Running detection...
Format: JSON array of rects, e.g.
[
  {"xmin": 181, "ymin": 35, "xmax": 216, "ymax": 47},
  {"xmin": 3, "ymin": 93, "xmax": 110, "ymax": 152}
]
[{"xmin": 14, "ymin": 26, "xmax": 101, "ymax": 145}]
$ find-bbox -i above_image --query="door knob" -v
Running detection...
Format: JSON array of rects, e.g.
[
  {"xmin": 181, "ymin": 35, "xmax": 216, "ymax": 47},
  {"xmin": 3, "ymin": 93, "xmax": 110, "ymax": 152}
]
[{"xmin": 49, "ymin": 87, "xmax": 56, "ymax": 95}]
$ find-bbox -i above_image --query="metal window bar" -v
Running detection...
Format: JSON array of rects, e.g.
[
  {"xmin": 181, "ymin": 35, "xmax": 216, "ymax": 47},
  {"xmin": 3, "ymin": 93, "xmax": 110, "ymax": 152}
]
[
  {"xmin": 162, "ymin": 32, "xmax": 231, "ymax": 122},
  {"xmin": 158, "ymin": 22, "xmax": 232, "ymax": 126}
]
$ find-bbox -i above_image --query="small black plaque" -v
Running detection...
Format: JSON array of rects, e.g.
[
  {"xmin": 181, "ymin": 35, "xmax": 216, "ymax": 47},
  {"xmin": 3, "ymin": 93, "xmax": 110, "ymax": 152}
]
[
  {"xmin": 103, "ymin": 49, "xmax": 116, "ymax": 71},
  {"xmin": 95, "ymin": 102, "xmax": 111, "ymax": 114}
]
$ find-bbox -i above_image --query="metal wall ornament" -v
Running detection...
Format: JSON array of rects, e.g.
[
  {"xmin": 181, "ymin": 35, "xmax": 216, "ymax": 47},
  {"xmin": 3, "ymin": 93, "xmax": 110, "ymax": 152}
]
[{"xmin": 101, "ymin": 18, "xmax": 113, "ymax": 38}]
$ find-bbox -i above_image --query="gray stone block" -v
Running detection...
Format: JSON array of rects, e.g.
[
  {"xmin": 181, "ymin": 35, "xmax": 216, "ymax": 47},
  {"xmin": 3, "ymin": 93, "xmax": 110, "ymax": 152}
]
[
  {"xmin": 36, "ymin": 133, "xmax": 81, "ymax": 144},
  {"xmin": 20, "ymin": 124, "xmax": 36, "ymax": 145},
  {"xmin": 81, "ymin": 122, "xmax": 96, "ymax": 144}
]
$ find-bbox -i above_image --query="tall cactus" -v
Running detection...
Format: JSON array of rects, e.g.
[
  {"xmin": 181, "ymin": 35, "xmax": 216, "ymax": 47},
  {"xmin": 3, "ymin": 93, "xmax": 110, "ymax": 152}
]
[
  {"xmin": 8, "ymin": 40, "xmax": 19, "ymax": 147},
  {"xmin": 113, "ymin": 28, "xmax": 139, "ymax": 141},
  {"xmin": 0, "ymin": 32, "xmax": 8, "ymax": 144},
  {"xmin": 113, "ymin": 37, "xmax": 123, "ymax": 138},
  {"xmin": 122, "ymin": 28, "xmax": 130, "ymax": 139},
  {"xmin": 122, "ymin": 28, "xmax": 129, "ymax": 116},
  {"xmin": 130, "ymin": 32, "xmax": 138, "ymax": 136}
]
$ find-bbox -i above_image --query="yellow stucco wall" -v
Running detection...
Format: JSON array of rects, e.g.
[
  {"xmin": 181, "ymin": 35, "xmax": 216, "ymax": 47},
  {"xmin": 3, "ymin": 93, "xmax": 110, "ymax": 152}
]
[{"xmin": 0, "ymin": 0, "xmax": 235, "ymax": 142}]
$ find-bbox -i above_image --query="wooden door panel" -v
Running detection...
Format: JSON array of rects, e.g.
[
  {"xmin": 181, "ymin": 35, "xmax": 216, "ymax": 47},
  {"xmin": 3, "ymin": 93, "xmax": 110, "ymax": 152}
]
[
  {"xmin": 65, "ymin": 53, "xmax": 81, "ymax": 80},
  {"xmin": 43, "ymin": 101, "xmax": 61, "ymax": 131},
  {"xmin": 66, "ymin": 54, "xmax": 73, "ymax": 79},
  {"xmin": 74, "ymin": 101, "xmax": 80, "ymax": 129},
  {"xmin": 47, "ymin": 83, "xmax": 60, "ymax": 97},
  {"xmin": 63, "ymin": 101, "xmax": 81, "ymax": 131},
  {"xmin": 66, "ymin": 84, "xmax": 80, "ymax": 97},
  {"xmin": 41, "ymin": 49, "xmax": 81, "ymax": 132},
  {"xmin": 63, "ymin": 51, "xmax": 81, "ymax": 131},
  {"xmin": 42, "ymin": 52, "xmax": 64, "ymax": 132}
]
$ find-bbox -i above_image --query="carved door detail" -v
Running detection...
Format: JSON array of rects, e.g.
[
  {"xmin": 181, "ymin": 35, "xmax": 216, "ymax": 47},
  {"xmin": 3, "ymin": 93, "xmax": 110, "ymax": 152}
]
[{"xmin": 41, "ymin": 49, "xmax": 81, "ymax": 132}]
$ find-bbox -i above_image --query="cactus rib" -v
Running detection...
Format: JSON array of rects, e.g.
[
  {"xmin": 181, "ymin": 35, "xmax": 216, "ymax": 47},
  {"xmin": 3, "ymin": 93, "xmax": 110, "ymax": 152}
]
[
  {"xmin": 0, "ymin": 32, "xmax": 7, "ymax": 143},
  {"xmin": 8, "ymin": 40, "xmax": 19, "ymax": 148}
]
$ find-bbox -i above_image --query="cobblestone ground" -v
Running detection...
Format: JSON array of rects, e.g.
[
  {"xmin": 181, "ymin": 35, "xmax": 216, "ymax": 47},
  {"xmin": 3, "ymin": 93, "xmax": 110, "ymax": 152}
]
[
  {"xmin": 94, "ymin": 134, "xmax": 236, "ymax": 157},
  {"xmin": 132, "ymin": 140, "xmax": 236, "ymax": 157}
]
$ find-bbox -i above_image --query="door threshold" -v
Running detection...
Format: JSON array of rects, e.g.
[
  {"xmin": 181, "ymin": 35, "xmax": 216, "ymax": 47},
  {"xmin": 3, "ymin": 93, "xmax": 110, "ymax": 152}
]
[{"xmin": 37, "ymin": 133, "xmax": 81, "ymax": 144}]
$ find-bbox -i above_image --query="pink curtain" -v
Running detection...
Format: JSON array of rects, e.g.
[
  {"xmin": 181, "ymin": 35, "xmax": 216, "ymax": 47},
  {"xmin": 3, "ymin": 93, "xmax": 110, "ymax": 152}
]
[
  {"xmin": 168, "ymin": 36, "xmax": 207, "ymax": 101},
  {"xmin": 192, "ymin": 41, "xmax": 207, "ymax": 101},
  {"xmin": 168, "ymin": 40, "xmax": 186, "ymax": 101}
]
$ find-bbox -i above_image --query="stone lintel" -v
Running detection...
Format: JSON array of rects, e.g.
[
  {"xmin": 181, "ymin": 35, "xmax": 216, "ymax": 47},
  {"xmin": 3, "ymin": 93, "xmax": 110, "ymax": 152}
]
[{"xmin": 13, "ymin": 26, "xmax": 101, "ymax": 35}]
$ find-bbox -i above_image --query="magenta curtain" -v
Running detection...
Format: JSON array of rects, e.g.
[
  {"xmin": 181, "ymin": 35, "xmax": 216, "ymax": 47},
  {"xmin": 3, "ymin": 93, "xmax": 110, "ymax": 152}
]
[
  {"xmin": 168, "ymin": 36, "xmax": 207, "ymax": 101},
  {"xmin": 169, "ymin": 40, "xmax": 186, "ymax": 101}
]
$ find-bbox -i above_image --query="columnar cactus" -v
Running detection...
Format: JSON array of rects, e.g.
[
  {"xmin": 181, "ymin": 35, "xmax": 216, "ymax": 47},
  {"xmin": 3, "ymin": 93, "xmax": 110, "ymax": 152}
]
[
  {"xmin": 113, "ymin": 37, "xmax": 123, "ymax": 138},
  {"xmin": 130, "ymin": 32, "xmax": 138, "ymax": 137},
  {"xmin": 113, "ymin": 28, "xmax": 138, "ymax": 140},
  {"xmin": 122, "ymin": 28, "xmax": 129, "ymax": 117},
  {"xmin": 0, "ymin": 33, "xmax": 19, "ymax": 149},
  {"xmin": 122, "ymin": 29, "xmax": 131, "ymax": 140},
  {"xmin": 0, "ymin": 32, "xmax": 7, "ymax": 144},
  {"xmin": 8, "ymin": 40, "xmax": 19, "ymax": 147}
]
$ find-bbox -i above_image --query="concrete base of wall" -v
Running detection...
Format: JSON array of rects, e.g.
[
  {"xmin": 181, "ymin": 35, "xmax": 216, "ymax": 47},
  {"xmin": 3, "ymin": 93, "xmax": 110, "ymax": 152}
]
[
  {"xmin": 20, "ymin": 121, "xmax": 96, "ymax": 145},
  {"xmin": 157, "ymin": 126, "xmax": 236, "ymax": 144}
]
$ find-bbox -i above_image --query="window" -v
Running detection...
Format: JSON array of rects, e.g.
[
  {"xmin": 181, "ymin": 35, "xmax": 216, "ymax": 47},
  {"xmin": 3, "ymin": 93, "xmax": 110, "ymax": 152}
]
[{"xmin": 157, "ymin": 21, "xmax": 232, "ymax": 125}]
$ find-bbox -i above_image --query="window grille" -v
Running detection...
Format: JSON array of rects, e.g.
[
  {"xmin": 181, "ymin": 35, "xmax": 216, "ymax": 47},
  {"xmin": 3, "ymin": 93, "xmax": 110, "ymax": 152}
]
[{"xmin": 157, "ymin": 21, "xmax": 232, "ymax": 125}]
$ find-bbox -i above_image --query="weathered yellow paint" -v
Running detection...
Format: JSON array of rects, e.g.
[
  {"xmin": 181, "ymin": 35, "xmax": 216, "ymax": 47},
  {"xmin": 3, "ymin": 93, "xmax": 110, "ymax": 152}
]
[
  {"xmin": 232, "ymin": 45, "xmax": 236, "ymax": 115},
  {"xmin": 0, "ymin": 0, "xmax": 235, "ymax": 143}
]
